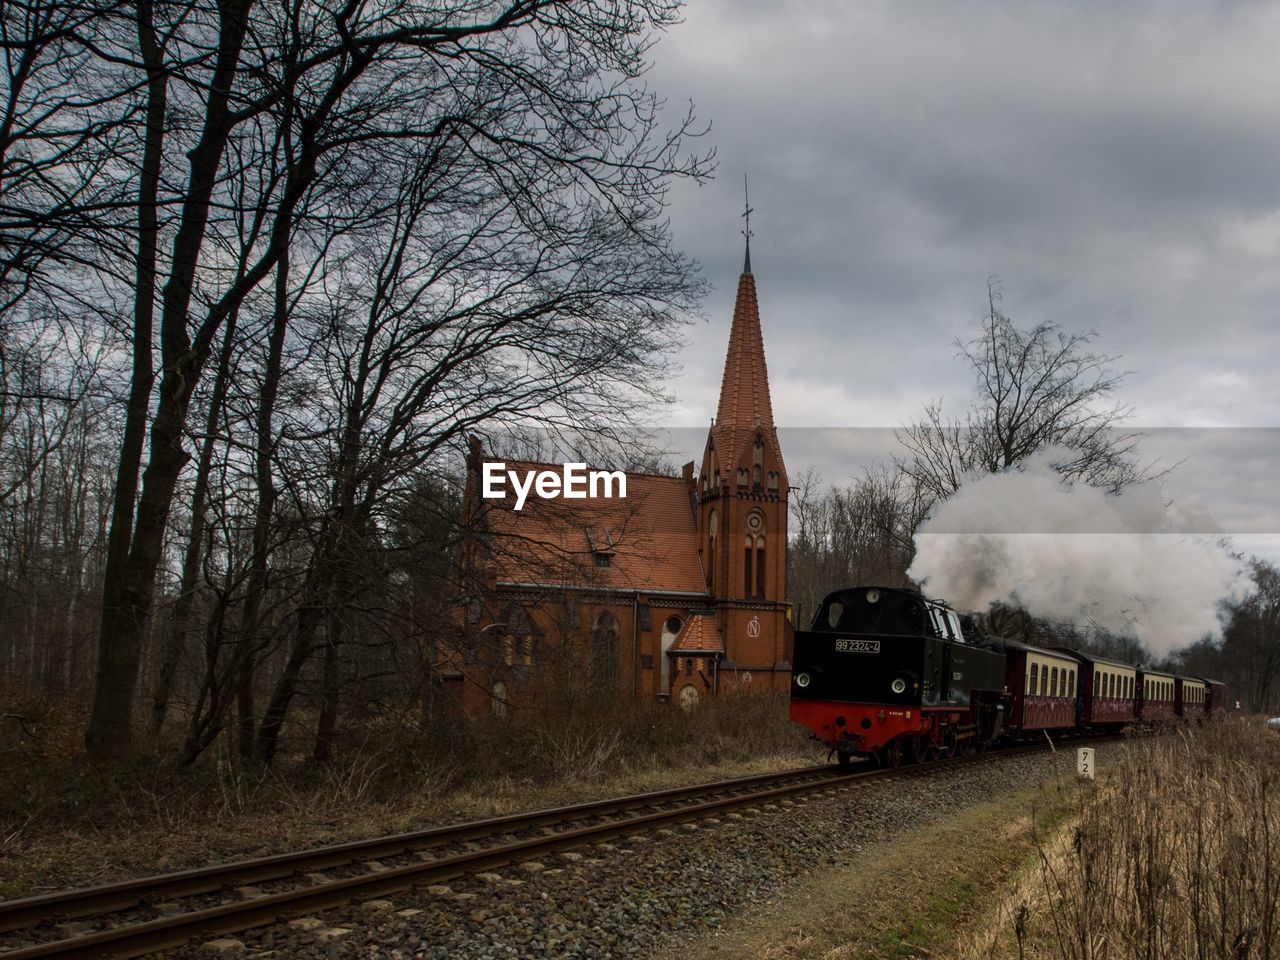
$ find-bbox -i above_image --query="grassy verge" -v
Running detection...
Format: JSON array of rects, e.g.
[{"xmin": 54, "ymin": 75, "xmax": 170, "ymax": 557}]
[
  {"xmin": 0, "ymin": 693, "xmax": 817, "ymax": 900},
  {"xmin": 659, "ymin": 775, "xmax": 1079, "ymax": 960},
  {"xmin": 959, "ymin": 715, "xmax": 1280, "ymax": 960}
]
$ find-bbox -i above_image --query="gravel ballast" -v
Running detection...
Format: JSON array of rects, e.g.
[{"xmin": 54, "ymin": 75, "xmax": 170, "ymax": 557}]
[{"xmin": 171, "ymin": 743, "xmax": 1118, "ymax": 960}]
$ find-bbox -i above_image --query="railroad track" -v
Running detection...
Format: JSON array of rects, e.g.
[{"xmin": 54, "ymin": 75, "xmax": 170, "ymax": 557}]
[{"xmin": 0, "ymin": 739, "xmax": 1101, "ymax": 959}]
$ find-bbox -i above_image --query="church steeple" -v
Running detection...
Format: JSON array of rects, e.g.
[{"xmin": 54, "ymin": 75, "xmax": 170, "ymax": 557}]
[
  {"xmin": 704, "ymin": 193, "xmax": 788, "ymax": 497},
  {"xmin": 695, "ymin": 201, "xmax": 790, "ymax": 690},
  {"xmin": 714, "ymin": 270, "xmax": 775, "ymax": 440}
]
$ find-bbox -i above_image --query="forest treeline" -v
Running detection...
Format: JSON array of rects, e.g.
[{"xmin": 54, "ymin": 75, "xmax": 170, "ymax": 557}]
[
  {"xmin": 1, "ymin": 0, "xmax": 711, "ymax": 766},
  {"xmin": 3, "ymin": 2, "xmax": 1276, "ymax": 776}
]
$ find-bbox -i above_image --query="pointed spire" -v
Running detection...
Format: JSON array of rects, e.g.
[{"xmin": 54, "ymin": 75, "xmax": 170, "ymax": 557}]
[
  {"xmin": 741, "ymin": 175, "xmax": 754, "ymax": 274},
  {"xmin": 714, "ymin": 266, "xmax": 775, "ymax": 442}
]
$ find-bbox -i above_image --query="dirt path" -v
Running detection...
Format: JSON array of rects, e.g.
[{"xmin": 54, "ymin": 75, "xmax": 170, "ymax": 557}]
[{"xmin": 655, "ymin": 775, "xmax": 1077, "ymax": 960}]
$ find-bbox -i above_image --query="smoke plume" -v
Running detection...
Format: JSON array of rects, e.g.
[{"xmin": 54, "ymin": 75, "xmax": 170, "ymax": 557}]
[{"xmin": 907, "ymin": 449, "xmax": 1253, "ymax": 655}]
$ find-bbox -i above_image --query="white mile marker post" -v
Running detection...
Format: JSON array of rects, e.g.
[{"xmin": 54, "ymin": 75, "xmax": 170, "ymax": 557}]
[{"xmin": 1077, "ymin": 747, "xmax": 1095, "ymax": 781}]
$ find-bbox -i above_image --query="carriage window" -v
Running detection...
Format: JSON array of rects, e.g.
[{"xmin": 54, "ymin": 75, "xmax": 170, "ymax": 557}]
[
  {"xmin": 1050, "ymin": 667, "xmax": 1059, "ymax": 696},
  {"xmin": 1040, "ymin": 667, "xmax": 1048, "ymax": 696},
  {"xmin": 1029, "ymin": 663, "xmax": 1038, "ymax": 695},
  {"xmin": 1068, "ymin": 671, "xmax": 1075, "ymax": 698}
]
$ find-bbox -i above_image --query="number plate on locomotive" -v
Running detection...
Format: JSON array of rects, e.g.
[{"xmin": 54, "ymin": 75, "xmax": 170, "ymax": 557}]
[{"xmin": 834, "ymin": 638, "xmax": 880, "ymax": 654}]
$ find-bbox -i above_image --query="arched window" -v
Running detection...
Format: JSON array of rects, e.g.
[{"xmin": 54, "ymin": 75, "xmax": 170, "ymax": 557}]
[
  {"xmin": 706, "ymin": 509, "xmax": 718, "ymax": 593},
  {"xmin": 744, "ymin": 510, "xmax": 765, "ymax": 598},
  {"xmin": 590, "ymin": 611, "xmax": 619, "ymax": 693},
  {"xmin": 660, "ymin": 616, "xmax": 683, "ymax": 693},
  {"xmin": 752, "ymin": 437, "xmax": 763, "ymax": 486}
]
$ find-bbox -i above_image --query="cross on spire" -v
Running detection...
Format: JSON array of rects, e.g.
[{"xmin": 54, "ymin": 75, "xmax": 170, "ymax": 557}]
[{"xmin": 741, "ymin": 175, "xmax": 753, "ymax": 274}]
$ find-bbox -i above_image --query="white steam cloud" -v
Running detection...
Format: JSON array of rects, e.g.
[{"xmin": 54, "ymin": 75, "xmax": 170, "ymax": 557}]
[{"xmin": 907, "ymin": 450, "xmax": 1253, "ymax": 655}]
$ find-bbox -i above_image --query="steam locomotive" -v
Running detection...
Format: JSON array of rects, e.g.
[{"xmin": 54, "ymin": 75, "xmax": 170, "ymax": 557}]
[{"xmin": 789, "ymin": 585, "xmax": 1228, "ymax": 767}]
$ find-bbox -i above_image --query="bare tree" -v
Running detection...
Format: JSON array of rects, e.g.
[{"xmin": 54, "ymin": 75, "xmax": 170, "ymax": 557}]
[
  {"xmin": 60, "ymin": 0, "xmax": 711, "ymax": 763},
  {"xmin": 1222, "ymin": 560, "xmax": 1280, "ymax": 712},
  {"xmin": 787, "ymin": 465, "xmax": 927, "ymax": 626},
  {"xmin": 898, "ymin": 278, "xmax": 1151, "ymax": 504}
]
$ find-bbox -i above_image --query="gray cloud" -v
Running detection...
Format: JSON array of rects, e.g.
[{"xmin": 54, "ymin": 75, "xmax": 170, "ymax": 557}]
[{"xmin": 646, "ymin": 0, "xmax": 1280, "ymax": 560}]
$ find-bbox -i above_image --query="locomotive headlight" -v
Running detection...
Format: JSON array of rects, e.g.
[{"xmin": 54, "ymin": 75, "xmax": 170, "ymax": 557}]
[
  {"xmin": 890, "ymin": 678, "xmax": 907, "ymax": 694},
  {"xmin": 795, "ymin": 672, "xmax": 812, "ymax": 689},
  {"xmin": 866, "ymin": 589, "xmax": 881, "ymax": 604}
]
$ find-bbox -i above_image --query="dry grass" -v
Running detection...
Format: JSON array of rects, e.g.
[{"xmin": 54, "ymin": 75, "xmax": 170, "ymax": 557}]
[
  {"xmin": 0, "ymin": 691, "xmax": 818, "ymax": 899},
  {"xmin": 955, "ymin": 717, "xmax": 1280, "ymax": 960}
]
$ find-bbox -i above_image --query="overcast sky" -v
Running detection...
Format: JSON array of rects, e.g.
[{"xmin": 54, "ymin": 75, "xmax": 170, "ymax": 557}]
[{"xmin": 644, "ymin": 0, "xmax": 1280, "ymax": 562}]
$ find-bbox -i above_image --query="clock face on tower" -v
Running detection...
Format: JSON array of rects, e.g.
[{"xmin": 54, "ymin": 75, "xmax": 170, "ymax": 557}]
[{"xmin": 747, "ymin": 512, "xmax": 763, "ymax": 532}]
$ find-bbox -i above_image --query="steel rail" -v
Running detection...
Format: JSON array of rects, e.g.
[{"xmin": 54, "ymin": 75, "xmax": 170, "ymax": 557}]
[{"xmin": 0, "ymin": 765, "xmax": 841, "ymax": 938}]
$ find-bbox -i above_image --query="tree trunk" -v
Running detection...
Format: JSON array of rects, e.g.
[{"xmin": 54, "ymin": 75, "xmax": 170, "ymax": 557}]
[
  {"xmin": 312, "ymin": 613, "xmax": 342, "ymax": 763},
  {"xmin": 86, "ymin": 1, "xmax": 165, "ymax": 762},
  {"xmin": 87, "ymin": 0, "xmax": 255, "ymax": 763},
  {"xmin": 149, "ymin": 307, "xmax": 238, "ymax": 740}
]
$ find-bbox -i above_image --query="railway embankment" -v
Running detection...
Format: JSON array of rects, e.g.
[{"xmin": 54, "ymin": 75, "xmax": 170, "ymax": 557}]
[
  {"xmin": 147, "ymin": 743, "xmax": 1104, "ymax": 958},
  {"xmin": 680, "ymin": 716, "xmax": 1278, "ymax": 960}
]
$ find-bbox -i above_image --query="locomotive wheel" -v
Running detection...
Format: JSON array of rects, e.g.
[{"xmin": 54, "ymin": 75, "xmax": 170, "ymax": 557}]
[
  {"xmin": 906, "ymin": 736, "xmax": 927, "ymax": 765},
  {"xmin": 884, "ymin": 740, "xmax": 903, "ymax": 769}
]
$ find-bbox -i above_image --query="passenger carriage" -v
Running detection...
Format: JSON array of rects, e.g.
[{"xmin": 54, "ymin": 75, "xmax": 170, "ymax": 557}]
[
  {"xmin": 1056, "ymin": 650, "xmax": 1137, "ymax": 726},
  {"xmin": 1203, "ymin": 678, "xmax": 1230, "ymax": 714},
  {"xmin": 1138, "ymin": 669, "xmax": 1176, "ymax": 722},
  {"xmin": 1176, "ymin": 676, "xmax": 1209, "ymax": 720},
  {"xmin": 1000, "ymin": 639, "xmax": 1078, "ymax": 732}
]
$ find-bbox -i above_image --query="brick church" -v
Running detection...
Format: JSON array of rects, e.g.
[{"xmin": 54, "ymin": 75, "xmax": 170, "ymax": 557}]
[{"xmin": 442, "ymin": 237, "xmax": 791, "ymax": 716}]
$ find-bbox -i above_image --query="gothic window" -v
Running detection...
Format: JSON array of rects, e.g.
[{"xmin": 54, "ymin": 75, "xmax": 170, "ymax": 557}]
[
  {"xmin": 660, "ymin": 616, "xmax": 682, "ymax": 693},
  {"xmin": 590, "ymin": 611, "xmax": 619, "ymax": 692},
  {"xmin": 744, "ymin": 510, "xmax": 766, "ymax": 598},
  {"xmin": 707, "ymin": 509, "xmax": 718, "ymax": 593},
  {"xmin": 752, "ymin": 437, "xmax": 763, "ymax": 486}
]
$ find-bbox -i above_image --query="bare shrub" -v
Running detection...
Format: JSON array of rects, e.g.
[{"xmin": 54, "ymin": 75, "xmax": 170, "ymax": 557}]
[{"xmin": 1031, "ymin": 717, "xmax": 1280, "ymax": 960}]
